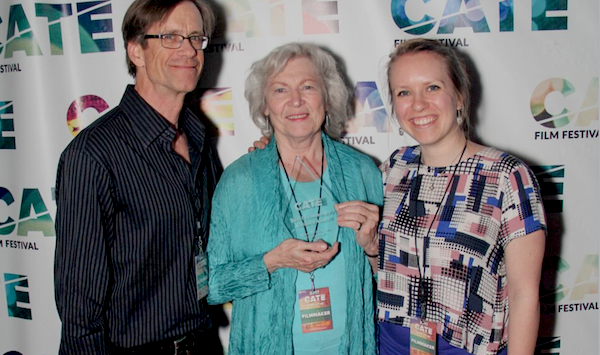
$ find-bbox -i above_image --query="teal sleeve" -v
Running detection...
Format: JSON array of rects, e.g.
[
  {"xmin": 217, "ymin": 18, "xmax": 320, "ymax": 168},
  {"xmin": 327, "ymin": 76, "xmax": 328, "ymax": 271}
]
[
  {"xmin": 360, "ymin": 157, "xmax": 383, "ymax": 282},
  {"xmin": 207, "ymin": 179, "xmax": 275, "ymax": 305},
  {"xmin": 366, "ymin": 163, "xmax": 384, "ymax": 207}
]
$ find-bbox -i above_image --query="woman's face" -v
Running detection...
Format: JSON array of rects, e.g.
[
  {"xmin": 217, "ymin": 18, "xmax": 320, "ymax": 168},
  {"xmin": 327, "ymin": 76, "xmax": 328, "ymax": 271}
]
[
  {"xmin": 264, "ymin": 56, "xmax": 326, "ymax": 145},
  {"xmin": 389, "ymin": 51, "xmax": 463, "ymax": 149}
]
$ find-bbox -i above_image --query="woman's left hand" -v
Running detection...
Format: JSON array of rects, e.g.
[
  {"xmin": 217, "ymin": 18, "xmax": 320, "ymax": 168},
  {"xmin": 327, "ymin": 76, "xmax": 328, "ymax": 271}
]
[{"xmin": 335, "ymin": 201, "xmax": 380, "ymax": 257}]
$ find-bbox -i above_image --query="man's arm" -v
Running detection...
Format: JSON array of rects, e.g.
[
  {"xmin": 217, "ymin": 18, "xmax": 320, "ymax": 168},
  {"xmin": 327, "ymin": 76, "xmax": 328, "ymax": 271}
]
[{"xmin": 54, "ymin": 149, "xmax": 112, "ymax": 355}]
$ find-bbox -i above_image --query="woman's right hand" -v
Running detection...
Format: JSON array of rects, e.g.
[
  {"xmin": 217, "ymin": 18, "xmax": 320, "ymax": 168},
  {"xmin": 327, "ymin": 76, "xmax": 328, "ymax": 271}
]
[
  {"xmin": 263, "ymin": 239, "xmax": 339, "ymax": 273},
  {"xmin": 247, "ymin": 136, "xmax": 270, "ymax": 152}
]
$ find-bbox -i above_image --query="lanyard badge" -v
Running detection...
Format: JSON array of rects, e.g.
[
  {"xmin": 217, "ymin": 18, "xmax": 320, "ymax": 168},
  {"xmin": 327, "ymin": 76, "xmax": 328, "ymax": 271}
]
[
  {"xmin": 410, "ymin": 318, "xmax": 437, "ymax": 355},
  {"xmin": 298, "ymin": 287, "xmax": 333, "ymax": 333}
]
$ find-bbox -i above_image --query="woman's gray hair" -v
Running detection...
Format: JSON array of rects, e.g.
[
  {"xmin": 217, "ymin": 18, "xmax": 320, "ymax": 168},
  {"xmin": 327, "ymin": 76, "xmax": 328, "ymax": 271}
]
[
  {"xmin": 244, "ymin": 42, "xmax": 350, "ymax": 139},
  {"xmin": 387, "ymin": 38, "xmax": 472, "ymax": 137}
]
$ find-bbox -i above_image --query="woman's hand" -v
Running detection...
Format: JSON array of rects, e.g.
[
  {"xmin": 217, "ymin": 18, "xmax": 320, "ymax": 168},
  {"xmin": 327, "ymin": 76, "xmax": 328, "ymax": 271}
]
[
  {"xmin": 248, "ymin": 136, "xmax": 270, "ymax": 152},
  {"xmin": 263, "ymin": 239, "xmax": 339, "ymax": 273},
  {"xmin": 335, "ymin": 201, "xmax": 379, "ymax": 257}
]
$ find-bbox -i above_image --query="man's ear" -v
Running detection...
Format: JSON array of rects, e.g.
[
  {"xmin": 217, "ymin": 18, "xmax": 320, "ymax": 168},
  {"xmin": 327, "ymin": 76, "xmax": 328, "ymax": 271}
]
[{"xmin": 127, "ymin": 41, "xmax": 145, "ymax": 69}]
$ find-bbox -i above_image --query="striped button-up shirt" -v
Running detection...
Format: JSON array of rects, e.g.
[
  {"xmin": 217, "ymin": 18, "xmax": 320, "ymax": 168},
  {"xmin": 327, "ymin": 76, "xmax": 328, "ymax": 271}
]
[{"xmin": 54, "ymin": 85, "xmax": 221, "ymax": 354}]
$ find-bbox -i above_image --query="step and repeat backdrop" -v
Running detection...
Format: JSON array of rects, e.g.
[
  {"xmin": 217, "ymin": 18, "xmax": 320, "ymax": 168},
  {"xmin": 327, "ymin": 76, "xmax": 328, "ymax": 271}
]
[{"xmin": 0, "ymin": 0, "xmax": 598, "ymax": 354}]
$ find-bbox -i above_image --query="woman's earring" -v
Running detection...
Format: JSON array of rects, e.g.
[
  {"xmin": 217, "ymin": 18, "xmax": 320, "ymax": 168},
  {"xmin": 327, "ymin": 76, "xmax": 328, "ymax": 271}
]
[
  {"xmin": 265, "ymin": 115, "xmax": 270, "ymax": 131},
  {"xmin": 325, "ymin": 112, "xmax": 330, "ymax": 128},
  {"xmin": 456, "ymin": 109, "xmax": 463, "ymax": 126},
  {"xmin": 398, "ymin": 126, "xmax": 404, "ymax": 136}
]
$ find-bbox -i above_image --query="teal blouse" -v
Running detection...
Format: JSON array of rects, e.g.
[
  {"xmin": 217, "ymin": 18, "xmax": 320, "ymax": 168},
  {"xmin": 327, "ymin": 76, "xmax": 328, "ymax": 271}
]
[{"xmin": 207, "ymin": 133, "xmax": 383, "ymax": 354}]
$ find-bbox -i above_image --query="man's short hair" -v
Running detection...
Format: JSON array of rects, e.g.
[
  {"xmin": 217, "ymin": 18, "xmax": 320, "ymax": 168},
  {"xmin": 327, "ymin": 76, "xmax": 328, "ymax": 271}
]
[{"xmin": 122, "ymin": 0, "xmax": 215, "ymax": 77}]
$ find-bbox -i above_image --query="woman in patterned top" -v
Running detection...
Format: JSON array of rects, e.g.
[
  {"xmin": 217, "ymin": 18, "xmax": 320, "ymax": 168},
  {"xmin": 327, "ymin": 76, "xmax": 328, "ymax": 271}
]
[{"xmin": 377, "ymin": 39, "xmax": 547, "ymax": 355}]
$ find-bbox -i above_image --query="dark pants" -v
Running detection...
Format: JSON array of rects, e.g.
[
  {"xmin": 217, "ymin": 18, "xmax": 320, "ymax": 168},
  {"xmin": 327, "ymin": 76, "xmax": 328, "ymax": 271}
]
[{"xmin": 109, "ymin": 327, "xmax": 224, "ymax": 355}]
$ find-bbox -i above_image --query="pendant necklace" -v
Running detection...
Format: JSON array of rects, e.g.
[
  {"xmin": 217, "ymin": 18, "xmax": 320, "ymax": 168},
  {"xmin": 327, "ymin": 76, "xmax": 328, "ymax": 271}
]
[
  {"xmin": 413, "ymin": 140, "xmax": 468, "ymax": 320},
  {"xmin": 277, "ymin": 140, "xmax": 325, "ymax": 291},
  {"xmin": 427, "ymin": 143, "xmax": 467, "ymax": 191}
]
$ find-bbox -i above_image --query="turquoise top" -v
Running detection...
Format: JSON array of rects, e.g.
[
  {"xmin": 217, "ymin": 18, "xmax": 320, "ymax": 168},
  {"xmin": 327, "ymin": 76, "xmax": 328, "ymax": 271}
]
[
  {"xmin": 282, "ymin": 169, "xmax": 346, "ymax": 354},
  {"xmin": 207, "ymin": 133, "xmax": 383, "ymax": 354}
]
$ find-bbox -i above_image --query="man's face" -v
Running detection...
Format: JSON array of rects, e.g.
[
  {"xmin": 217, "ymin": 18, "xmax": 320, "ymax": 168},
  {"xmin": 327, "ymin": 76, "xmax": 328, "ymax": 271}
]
[{"xmin": 130, "ymin": 1, "xmax": 205, "ymax": 101}]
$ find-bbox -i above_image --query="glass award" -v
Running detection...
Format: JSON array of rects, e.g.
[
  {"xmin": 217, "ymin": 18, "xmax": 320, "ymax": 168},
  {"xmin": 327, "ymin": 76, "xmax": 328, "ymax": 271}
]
[{"xmin": 281, "ymin": 156, "xmax": 339, "ymax": 245}]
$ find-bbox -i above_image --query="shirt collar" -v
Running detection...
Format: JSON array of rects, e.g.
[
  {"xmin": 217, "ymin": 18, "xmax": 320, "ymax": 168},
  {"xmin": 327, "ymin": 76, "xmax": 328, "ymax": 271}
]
[
  {"xmin": 179, "ymin": 107, "xmax": 207, "ymax": 155},
  {"xmin": 120, "ymin": 85, "xmax": 206, "ymax": 151}
]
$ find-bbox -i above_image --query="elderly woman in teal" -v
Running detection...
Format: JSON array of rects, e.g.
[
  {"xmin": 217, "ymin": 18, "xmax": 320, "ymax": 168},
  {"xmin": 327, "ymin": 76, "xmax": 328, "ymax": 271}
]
[{"xmin": 207, "ymin": 42, "xmax": 382, "ymax": 354}]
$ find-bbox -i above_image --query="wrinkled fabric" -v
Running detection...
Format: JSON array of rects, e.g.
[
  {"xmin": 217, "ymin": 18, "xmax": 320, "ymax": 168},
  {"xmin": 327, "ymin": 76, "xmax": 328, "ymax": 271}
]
[{"xmin": 208, "ymin": 133, "xmax": 383, "ymax": 354}]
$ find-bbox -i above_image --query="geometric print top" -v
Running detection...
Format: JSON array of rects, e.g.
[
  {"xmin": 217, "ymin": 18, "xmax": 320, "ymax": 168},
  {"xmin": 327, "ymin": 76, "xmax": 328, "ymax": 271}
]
[{"xmin": 377, "ymin": 146, "xmax": 546, "ymax": 355}]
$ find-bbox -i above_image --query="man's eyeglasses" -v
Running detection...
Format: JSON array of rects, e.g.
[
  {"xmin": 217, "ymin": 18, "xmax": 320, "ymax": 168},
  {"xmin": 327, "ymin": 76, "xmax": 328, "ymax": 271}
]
[{"xmin": 144, "ymin": 34, "xmax": 209, "ymax": 50}]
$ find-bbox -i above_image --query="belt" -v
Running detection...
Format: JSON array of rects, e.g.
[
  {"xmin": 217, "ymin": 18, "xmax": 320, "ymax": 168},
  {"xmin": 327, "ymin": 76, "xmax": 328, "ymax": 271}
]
[{"xmin": 110, "ymin": 329, "xmax": 204, "ymax": 355}]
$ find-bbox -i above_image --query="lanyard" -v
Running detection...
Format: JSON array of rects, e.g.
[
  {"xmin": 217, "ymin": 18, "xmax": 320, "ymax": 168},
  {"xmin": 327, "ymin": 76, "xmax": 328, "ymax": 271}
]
[
  {"xmin": 413, "ymin": 141, "xmax": 467, "ymax": 320},
  {"xmin": 276, "ymin": 140, "xmax": 325, "ymax": 290}
]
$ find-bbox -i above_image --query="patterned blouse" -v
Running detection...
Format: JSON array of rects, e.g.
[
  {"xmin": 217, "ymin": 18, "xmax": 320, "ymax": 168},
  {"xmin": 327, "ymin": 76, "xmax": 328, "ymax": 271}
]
[{"xmin": 377, "ymin": 146, "xmax": 546, "ymax": 355}]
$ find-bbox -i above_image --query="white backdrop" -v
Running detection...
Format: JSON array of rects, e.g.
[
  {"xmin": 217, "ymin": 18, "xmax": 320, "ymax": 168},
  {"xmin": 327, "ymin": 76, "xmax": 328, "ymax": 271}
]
[{"xmin": 0, "ymin": 1, "xmax": 597, "ymax": 354}]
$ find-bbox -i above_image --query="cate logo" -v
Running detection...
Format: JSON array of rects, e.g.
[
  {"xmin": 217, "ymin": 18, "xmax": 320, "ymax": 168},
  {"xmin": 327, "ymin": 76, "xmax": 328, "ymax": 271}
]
[
  {"xmin": 391, "ymin": 0, "xmax": 567, "ymax": 35},
  {"xmin": 0, "ymin": 187, "xmax": 55, "ymax": 237},
  {"xmin": 0, "ymin": 101, "xmax": 15, "ymax": 149},
  {"xmin": 531, "ymin": 78, "xmax": 598, "ymax": 129},
  {"xmin": 532, "ymin": 77, "xmax": 598, "ymax": 140},
  {"xmin": 222, "ymin": 0, "xmax": 338, "ymax": 37},
  {"xmin": 66, "ymin": 95, "xmax": 110, "ymax": 136},
  {"xmin": 302, "ymin": 0, "xmax": 338, "ymax": 35},
  {"xmin": 346, "ymin": 82, "xmax": 390, "ymax": 134},
  {"xmin": 0, "ymin": 1, "xmax": 115, "ymax": 58},
  {"xmin": 4, "ymin": 273, "xmax": 32, "ymax": 320},
  {"xmin": 200, "ymin": 88, "xmax": 235, "ymax": 136},
  {"xmin": 530, "ymin": 165, "xmax": 563, "ymax": 214},
  {"xmin": 540, "ymin": 254, "xmax": 598, "ymax": 307},
  {"xmin": 535, "ymin": 337, "xmax": 560, "ymax": 355}
]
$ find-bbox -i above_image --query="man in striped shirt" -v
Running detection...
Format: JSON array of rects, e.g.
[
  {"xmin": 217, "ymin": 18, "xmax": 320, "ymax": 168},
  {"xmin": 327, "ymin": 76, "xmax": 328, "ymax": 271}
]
[{"xmin": 54, "ymin": 1, "xmax": 221, "ymax": 354}]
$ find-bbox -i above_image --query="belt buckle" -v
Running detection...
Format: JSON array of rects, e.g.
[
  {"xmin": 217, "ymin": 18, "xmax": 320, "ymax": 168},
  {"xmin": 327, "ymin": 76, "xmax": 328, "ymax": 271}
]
[{"xmin": 173, "ymin": 335, "xmax": 186, "ymax": 355}]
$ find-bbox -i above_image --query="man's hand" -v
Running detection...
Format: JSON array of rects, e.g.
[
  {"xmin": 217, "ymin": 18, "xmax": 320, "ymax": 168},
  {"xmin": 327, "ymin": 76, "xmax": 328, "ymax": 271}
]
[{"xmin": 248, "ymin": 136, "xmax": 270, "ymax": 152}]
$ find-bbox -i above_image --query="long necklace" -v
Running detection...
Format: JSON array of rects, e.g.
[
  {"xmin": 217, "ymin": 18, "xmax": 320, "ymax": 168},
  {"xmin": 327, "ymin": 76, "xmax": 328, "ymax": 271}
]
[
  {"xmin": 277, "ymin": 140, "xmax": 325, "ymax": 290},
  {"xmin": 413, "ymin": 140, "xmax": 468, "ymax": 320}
]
